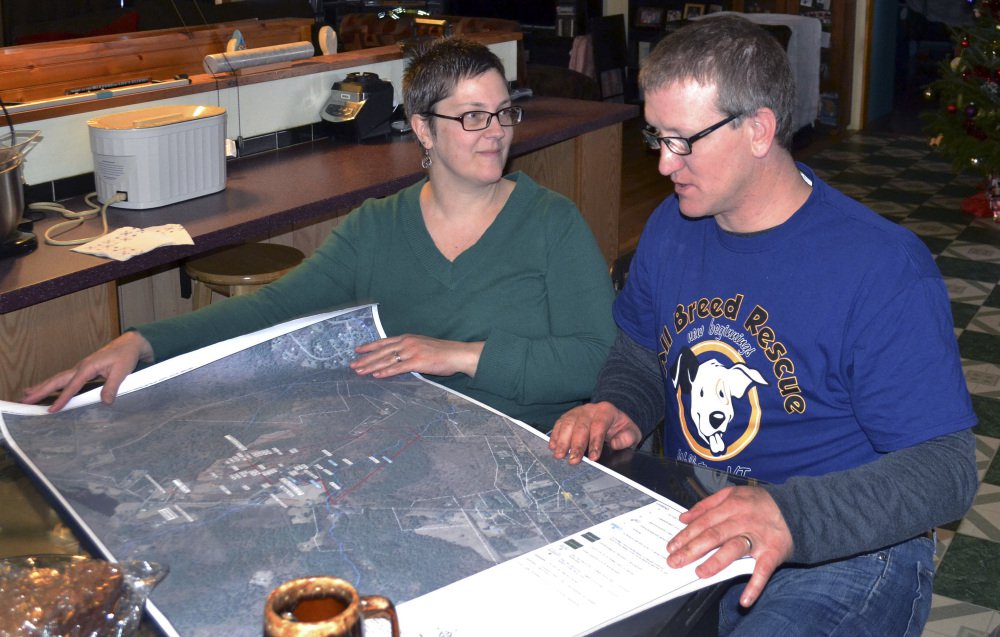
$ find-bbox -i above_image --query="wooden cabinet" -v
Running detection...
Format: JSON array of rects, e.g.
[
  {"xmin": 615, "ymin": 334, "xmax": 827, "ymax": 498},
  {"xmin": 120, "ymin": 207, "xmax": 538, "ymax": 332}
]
[{"xmin": 0, "ymin": 284, "xmax": 120, "ymax": 403}]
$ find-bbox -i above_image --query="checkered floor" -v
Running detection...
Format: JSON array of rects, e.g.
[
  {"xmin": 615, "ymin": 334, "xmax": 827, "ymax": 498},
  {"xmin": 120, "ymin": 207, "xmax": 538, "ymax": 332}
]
[{"xmin": 807, "ymin": 133, "xmax": 1000, "ymax": 637}]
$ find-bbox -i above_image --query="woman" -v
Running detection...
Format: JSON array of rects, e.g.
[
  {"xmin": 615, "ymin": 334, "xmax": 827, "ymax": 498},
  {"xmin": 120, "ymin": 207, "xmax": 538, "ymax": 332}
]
[{"xmin": 23, "ymin": 38, "xmax": 616, "ymax": 430}]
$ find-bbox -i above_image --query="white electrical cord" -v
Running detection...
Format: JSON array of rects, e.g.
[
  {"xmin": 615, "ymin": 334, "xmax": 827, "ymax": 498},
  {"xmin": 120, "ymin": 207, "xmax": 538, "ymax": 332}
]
[{"xmin": 31, "ymin": 192, "xmax": 127, "ymax": 246}]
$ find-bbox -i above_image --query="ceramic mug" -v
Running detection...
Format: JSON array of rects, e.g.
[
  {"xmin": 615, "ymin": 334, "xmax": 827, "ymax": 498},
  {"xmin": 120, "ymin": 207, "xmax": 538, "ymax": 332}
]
[{"xmin": 263, "ymin": 576, "xmax": 399, "ymax": 637}]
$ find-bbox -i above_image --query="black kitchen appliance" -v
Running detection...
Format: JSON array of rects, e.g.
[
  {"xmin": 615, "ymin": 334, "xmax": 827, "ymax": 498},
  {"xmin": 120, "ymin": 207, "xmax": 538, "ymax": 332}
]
[{"xmin": 321, "ymin": 72, "xmax": 395, "ymax": 142}]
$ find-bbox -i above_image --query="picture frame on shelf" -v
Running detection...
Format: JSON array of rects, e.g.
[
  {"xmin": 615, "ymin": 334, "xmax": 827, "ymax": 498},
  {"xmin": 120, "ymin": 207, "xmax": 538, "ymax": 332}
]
[
  {"xmin": 635, "ymin": 6, "xmax": 666, "ymax": 28},
  {"xmin": 666, "ymin": 9, "xmax": 682, "ymax": 21},
  {"xmin": 683, "ymin": 3, "xmax": 706, "ymax": 18}
]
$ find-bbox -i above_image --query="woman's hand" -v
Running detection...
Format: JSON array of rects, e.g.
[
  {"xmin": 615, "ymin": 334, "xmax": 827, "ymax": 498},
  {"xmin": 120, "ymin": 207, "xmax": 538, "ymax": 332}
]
[
  {"xmin": 21, "ymin": 331, "xmax": 155, "ymax": 413},
  {"xmin": 351, "ymin": 335, "xmax": 485, "ymax": 379}
]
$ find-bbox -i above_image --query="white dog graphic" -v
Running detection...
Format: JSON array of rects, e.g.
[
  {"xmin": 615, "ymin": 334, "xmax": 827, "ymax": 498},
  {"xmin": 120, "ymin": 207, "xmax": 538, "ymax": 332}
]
[{"xmin": 671, "ymin": 347, "xmax": 768, "ymax": 455}]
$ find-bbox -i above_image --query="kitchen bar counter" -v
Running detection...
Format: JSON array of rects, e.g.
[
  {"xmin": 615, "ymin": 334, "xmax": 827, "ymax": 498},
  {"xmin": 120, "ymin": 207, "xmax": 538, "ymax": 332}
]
[
  {"xmin": 1, "ymin": 96, "xmax": 636, "ymax": 314},
  {"xmin": 0, "ymin": 96, "xmax": 638, "ymax": 400}
]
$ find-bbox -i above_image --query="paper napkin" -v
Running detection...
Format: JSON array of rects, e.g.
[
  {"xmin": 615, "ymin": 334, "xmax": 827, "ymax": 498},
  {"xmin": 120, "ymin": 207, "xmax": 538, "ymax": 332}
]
[{"xmin": 72, "ymin": 224, "xmax": 194, "ymax": 261}]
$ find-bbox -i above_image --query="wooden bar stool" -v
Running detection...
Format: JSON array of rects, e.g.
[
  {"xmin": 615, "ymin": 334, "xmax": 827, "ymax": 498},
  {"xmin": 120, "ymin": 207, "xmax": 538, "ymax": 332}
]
[{"xmin": 184, "ymin": 243, "xmax": 305, "ymax": 309}]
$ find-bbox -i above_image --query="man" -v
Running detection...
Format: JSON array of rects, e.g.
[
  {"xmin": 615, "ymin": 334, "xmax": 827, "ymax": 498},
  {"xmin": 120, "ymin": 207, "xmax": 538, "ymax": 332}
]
[{"xmin": 549, "ymin": 15, "xmax": 978, "ymax": 635}]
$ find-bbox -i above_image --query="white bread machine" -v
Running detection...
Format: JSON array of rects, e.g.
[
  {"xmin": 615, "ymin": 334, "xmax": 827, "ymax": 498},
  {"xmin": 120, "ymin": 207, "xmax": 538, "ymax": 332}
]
[{"xmin": 88, "ymin": 105, "xmax": 226, "ymax": 209}]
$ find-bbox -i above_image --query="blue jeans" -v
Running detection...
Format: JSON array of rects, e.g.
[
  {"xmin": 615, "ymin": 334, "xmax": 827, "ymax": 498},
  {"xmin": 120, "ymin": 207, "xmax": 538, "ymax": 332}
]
[{"xmin": 718, "ymin": 534, "xmax": 936, "ymax": 637}]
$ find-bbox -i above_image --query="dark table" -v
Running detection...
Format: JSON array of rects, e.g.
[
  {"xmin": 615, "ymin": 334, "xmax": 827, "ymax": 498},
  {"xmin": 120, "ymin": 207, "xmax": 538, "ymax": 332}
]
[
  {"xmin": 0, "ymin": 443, "xmax": 746, "ymax": 636},
  {"xmin": 587, "ymin": 449, "xmax": 756, "ymax": 637}
]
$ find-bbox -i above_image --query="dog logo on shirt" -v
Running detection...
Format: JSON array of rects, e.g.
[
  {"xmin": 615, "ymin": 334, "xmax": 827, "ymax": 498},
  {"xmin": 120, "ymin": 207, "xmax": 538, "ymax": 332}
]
[{"xmin": 671, "ymin": 345, "xmax": 768, "ymax": 459}]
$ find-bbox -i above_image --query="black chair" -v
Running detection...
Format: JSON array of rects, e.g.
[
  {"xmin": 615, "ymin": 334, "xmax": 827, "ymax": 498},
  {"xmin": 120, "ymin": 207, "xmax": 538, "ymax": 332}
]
[{"xmin": 610, "ymin": 250, "xmax": 633, "ymax": 293}]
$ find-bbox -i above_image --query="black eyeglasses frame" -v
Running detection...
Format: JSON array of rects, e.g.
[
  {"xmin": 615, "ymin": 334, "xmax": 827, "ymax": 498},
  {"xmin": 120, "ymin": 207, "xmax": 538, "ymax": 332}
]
[
  {"xmin": 642, "ymin": 113, "xmax": 743, "ymax": 155},
  {"xmin": 422, "ymin": 105, "xmax": 523, "ymax": 131}
]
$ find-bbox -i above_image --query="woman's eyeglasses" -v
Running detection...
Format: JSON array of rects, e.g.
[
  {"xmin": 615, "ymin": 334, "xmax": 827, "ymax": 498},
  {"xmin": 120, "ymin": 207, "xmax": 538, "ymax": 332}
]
[
  {"xmin": 423, "ymin": 106, "xmax": 523, "ymax": 131},
  {"xmin": 641, "ymin": 113, "xmax": 742, "ymax": 155}
]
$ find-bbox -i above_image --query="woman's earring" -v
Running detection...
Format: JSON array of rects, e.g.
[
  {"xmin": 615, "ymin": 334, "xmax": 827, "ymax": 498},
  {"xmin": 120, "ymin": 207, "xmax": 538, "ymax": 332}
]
[{"xmin": 421, "ymin": 147, "xmax": 432, "ymax": 170}]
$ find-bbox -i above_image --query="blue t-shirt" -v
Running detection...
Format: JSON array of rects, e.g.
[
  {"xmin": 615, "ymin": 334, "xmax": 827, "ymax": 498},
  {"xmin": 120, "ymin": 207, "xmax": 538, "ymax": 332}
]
[{"xmin": 614, "ymin": 164, "xmax": 976, "ymax": 484}]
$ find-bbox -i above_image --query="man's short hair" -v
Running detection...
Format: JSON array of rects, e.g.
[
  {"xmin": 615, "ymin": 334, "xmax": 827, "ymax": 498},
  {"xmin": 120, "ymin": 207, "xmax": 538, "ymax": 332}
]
[
  {"xmin": 403, "ymin": 37, "xmax": 507, "ymax": 128},
  {"xmin": 638, "ymin": 15, "xmax": 796, "ymax": 149}
]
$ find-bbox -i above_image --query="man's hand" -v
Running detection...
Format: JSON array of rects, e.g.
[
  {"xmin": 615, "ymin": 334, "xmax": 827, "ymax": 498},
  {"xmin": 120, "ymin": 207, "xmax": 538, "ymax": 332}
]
[
  {"xmin": 549, "ymin": 402, "xmax": 642, "ymax": 464},
  {"xmin": 351, "ymin": 335, "xmax": 484, "ymax": 379},
  {"xmin": 21, "ymin": 331, "xmax": 154, "ymax": 413},
  {"xmin": 666, "ymin": 485, "xmax": 793, "ymax": 607}
]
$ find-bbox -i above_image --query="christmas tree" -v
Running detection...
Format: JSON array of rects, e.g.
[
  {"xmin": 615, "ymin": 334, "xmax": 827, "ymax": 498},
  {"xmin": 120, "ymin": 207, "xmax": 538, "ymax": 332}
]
[{"xmin": 921, "ymin": 0, "xmax": 1000, "ymax": 182}]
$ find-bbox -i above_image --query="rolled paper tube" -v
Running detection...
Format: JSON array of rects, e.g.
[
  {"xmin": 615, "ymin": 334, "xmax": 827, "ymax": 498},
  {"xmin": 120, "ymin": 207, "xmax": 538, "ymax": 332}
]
[{"xmin": 203, "ymin": 41, "xmax": 315, "ymax": 74}]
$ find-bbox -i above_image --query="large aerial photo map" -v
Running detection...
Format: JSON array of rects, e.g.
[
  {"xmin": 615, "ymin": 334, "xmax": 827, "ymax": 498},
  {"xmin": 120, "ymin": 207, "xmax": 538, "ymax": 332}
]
[{"xmin": 1, "ymin": 305, "xmax": 659, "ymax": 636}]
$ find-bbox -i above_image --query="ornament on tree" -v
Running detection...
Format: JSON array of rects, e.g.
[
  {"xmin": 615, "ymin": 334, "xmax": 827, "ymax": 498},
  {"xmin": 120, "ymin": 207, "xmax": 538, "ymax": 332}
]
[{"xmin": 966, "ymin": 103, "xmax": 979, "ymax": 117}]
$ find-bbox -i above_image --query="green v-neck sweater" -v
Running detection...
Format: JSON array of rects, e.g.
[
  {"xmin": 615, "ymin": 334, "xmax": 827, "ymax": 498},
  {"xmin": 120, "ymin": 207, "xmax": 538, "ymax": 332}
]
[{"xmin": 137, "ymin": 172, "xmax": 616, "ymax": 430}]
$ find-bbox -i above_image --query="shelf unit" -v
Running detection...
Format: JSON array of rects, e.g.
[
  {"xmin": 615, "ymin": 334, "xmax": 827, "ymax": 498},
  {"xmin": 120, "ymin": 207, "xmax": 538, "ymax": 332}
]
[
  {"xmin": 627, "ymin": 0, "xmax": 855, "ymax": 129},
  {"xmin": 729, "ymin": 0, "xmax": 855, "ymax": 129}
]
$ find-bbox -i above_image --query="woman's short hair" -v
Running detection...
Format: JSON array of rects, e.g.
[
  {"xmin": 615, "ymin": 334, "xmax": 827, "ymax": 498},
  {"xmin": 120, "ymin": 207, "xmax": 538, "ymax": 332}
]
[
  {"xmin": 403, "ymin": 37, "xmax": 507, "ymax": 127},
  {"xmin": 638, "ymin": 15, "xmax": 796, "ymax": 149}
]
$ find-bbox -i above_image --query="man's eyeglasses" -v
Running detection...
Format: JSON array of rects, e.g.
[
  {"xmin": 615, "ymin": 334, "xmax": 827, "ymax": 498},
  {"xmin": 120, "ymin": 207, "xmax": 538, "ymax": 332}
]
[
  {"xmin": 423, "ymin": 106, "xmax": 523, "ymax": 131},
  {"xmin": 641, "ymin": 113, "xmax": 742, "ymax": 155}
]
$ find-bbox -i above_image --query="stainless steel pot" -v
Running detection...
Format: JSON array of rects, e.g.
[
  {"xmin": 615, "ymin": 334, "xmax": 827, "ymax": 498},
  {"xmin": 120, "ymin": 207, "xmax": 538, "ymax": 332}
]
[
  {"xmin": 0, "ymin": 131, "xmax": 38, "ymax": 241},
  {"xmin": 0, "ymin": 155, "xmax": 24, "ymax": 240}
]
